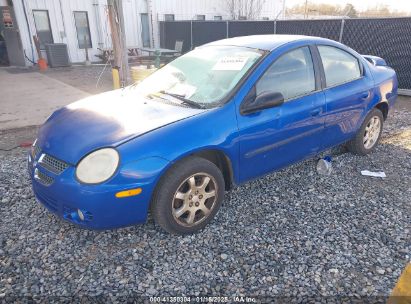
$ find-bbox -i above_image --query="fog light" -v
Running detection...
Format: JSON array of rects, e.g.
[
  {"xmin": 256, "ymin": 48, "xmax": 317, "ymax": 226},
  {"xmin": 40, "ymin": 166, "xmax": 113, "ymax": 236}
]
[
  {"xmin": 115, "ymin": 188, "xmax": 142, "ymax": 198},
  {"xmin": 63, "ymin": 207, "xmax": 93, "ymax": 223},
  {"xmin": 77, "ymin": 209, "xmax": 85, "ymax": 221}
]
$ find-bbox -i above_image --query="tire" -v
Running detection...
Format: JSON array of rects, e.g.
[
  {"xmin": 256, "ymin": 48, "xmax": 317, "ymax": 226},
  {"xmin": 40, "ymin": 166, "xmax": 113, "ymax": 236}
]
[
  {"xmin": 151, "ymin": 156, "xmax": 225, "ymax": 235},
  {"xmin": 347, "ymin": 108, "xmax": 384, "ymax": 155}
]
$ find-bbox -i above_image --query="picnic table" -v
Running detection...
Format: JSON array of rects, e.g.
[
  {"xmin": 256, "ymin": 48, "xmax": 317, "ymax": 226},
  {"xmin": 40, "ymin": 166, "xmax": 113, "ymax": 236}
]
[
  {"xmin": 139, "ymin": 47, "xmax": 180, "ymax": 56},
  {"xmin": 96, "ymin": 47, "xmax": 179, "ymax": 63},
  {"xmin": 127, "ymin": 46, "xmax": 140, "ymax": 56},
  {"xmin": 96, "ymin": 47, "xmax": 113, "ymax": 63},
  {"xmin": 96, "ymin": 46, "xmax": 145, "ymax": 62}
]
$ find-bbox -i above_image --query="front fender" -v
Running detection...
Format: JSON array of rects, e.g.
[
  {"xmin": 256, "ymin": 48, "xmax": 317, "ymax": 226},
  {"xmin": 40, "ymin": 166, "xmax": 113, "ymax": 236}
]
[{"xmin": 115, "ymin": 156, "xmax": 170, "ymax": 191}]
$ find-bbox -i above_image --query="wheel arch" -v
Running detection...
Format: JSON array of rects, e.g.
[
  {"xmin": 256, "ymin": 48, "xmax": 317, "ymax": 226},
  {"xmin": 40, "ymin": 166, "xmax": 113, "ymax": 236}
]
[
  {"xmin": 375, "ymin": 101, "xmax": 389, "ymax": 120},
  {"xmin": 155, "ymin": 148, "xmax": 235, "ymax": 192},
  {"xmin": 188, "ymin": 149, "xmax": 235, "ymax": 190}
]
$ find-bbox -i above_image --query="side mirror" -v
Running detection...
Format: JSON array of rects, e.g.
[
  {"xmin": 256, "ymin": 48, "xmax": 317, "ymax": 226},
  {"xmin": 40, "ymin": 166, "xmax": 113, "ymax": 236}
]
[{"xmin": 241, "ymin": 91, "xmax": 284, "ymax": 115}]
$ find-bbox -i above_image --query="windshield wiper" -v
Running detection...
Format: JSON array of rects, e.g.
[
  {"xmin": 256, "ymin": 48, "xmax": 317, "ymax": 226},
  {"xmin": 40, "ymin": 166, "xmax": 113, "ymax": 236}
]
[{"xmin": 159, "ymin": 90, "xmax": 204, "ymax": 109}]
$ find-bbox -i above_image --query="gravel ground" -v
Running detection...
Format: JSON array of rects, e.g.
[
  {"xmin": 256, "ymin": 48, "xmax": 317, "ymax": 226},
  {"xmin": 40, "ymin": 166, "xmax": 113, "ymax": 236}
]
[{"xmin": 0, "ymin": 107, "xmax": 410, "ymax": 302}]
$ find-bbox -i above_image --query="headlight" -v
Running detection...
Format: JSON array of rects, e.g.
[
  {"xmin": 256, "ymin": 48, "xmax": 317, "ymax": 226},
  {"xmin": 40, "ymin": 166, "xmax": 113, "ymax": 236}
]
[{"xmin": 76, "ymin": 148, "xmax": 119, "ymax": 184}]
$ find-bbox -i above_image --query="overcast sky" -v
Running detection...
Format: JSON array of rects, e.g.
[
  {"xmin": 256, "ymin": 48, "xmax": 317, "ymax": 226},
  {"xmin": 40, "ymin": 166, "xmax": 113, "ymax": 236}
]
[{"xmin": 285, "ymin": 0, "xmax": 411, "ymax": 12}]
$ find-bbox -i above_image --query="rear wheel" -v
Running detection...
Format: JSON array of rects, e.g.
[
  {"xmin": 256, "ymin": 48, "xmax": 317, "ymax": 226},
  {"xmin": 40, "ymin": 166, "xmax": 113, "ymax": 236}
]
[
  {"xmin": 151, "ymin": 156, "xmax": 225, "ymax": 235},
  {"xmin": 347, "ymin": 108, "xmax": 384, "ymax": 155}
]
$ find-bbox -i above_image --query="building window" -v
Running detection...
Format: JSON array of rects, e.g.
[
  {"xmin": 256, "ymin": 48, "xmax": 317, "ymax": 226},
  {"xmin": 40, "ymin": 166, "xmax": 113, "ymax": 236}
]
[
  {"xmin": 140, "ymin": 13, "xmax": 150, "ymax": 47},
  {"xmin": 74, "ymin": 11, "xmax": 92, "ymax": 49},
  {"xmin": 262, "ymin": 17, "xmax": 269, "ymax": 20},
  {"xmin": 164, "ymin": 14, "xmax": 175, "ymax": 21},
  {"xmin": 32, "ymin": 10, "xmax": 53, "ymax": 49},
  {"xmin": 196, "ymin": 15, "xmax": 205, "ymax": 20},
  {"xmin": 238, "ymin": 16, "xmax": 247, "ymax": 20},
  {"xmin": 214, "ymin": 16, "xmax": 222, "ymax": 20}
]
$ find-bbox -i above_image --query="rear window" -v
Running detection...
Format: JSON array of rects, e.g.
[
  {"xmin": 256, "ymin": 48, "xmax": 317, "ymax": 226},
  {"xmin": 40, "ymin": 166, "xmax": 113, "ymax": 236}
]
[{"xmin": 318, "ymin": 45, "xmax": 361, "ymax": 87}]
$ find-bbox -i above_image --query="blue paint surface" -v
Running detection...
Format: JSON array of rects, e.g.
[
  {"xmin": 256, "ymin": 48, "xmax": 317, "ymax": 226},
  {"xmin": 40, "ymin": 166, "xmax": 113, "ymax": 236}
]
[{"xmin": 29, "ymin": 35, "xmax": 398, "ymax": 229}]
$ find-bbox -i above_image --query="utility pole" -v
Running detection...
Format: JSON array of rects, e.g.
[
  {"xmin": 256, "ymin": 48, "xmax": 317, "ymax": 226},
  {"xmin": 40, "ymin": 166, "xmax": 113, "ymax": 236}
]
[
  {"xmin": 107, "ymin": 0, "xmax": 129, "ymax": 88},
  {"xmin": 304, "ymin": 0, "xmax": 308, "ymax": 19}
]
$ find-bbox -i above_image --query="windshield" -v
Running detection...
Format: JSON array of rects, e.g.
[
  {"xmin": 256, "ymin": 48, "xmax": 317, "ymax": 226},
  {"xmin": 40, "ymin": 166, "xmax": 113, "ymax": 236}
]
[{"xmin": 130, "ymin": 46, "xmax": 264, "ymax": 107}]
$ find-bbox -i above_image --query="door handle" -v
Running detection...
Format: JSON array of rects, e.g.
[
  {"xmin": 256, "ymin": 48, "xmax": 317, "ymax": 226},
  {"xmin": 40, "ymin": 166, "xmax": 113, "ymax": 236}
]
[{"xmin": 310, "ymin": 108, "xmax": 321, "ymax": 117}]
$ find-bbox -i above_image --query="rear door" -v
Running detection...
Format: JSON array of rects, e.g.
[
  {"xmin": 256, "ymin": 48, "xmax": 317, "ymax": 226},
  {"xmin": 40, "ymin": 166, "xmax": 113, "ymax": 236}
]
[
  {"xmin": 237, "ymin": 46, "xmax": 326, "ymax": 182},
  {"xmin": 315, "ymin": 45, "xmax": 374, "ymax": 148}
]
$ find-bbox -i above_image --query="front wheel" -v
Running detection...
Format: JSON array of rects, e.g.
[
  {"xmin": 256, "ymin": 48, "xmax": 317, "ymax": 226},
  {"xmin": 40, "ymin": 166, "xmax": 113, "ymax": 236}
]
[
  {"xmin": 151, "ymin": 156, "xmax": 225, "ymax": 235},
  {"xmin": 347, "ymin": 108, "xmax": 384, "ymax": 155}
]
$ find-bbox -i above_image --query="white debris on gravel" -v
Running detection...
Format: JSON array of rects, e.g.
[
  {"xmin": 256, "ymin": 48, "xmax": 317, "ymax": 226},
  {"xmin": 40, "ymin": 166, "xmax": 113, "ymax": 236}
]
[
  {"xmin": 0, "ymin": 109, "xmax": 410, "ymax": 300},
  {"xmin": 361, "ymin": 170, "xmax": 387, "ymax": 178}
]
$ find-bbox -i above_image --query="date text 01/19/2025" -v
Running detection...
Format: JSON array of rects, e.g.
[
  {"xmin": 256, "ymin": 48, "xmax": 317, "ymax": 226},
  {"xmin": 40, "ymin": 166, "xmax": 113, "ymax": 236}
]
[{"xmin": 149, "ymin": 296, "xmax": 257, "ymax": 303}]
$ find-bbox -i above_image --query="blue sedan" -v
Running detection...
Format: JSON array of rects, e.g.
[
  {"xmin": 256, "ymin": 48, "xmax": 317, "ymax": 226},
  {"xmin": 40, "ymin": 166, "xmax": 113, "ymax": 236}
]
[{"xmin": 28, "ymin": 35, "xmax": 398, "ymax": 234}]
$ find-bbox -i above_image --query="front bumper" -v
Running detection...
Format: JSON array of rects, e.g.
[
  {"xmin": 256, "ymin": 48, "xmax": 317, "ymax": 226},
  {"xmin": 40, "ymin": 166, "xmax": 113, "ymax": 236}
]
[{"xmin": 28, "ymin": 152, "xmax": 165, "ymax": 230}]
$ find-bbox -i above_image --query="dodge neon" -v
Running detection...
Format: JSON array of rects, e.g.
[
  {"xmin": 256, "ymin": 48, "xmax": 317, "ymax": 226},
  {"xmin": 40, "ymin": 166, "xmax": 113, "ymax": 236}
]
[{"xmin": 28, "ymin": 35, "xmax": 398, "ymax": 234}]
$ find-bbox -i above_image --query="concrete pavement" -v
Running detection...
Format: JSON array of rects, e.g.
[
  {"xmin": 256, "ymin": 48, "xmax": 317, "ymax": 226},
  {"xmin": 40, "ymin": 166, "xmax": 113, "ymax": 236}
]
[{"xmin": 0, "ymin": 68, "xmax": 89, "ymax": 130}]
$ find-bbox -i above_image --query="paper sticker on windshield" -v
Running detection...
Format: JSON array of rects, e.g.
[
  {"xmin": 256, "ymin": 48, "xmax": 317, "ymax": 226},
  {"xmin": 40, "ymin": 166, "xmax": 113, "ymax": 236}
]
[{"xmin": 212, "ymin": 56, "xmax": 249, "ymax": 71}]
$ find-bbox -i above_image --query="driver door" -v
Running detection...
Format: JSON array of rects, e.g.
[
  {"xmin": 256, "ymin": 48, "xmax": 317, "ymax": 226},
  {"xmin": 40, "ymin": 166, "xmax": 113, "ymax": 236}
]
[{"xmin": 236, "ymin": 46, "xmax": 326, "ymax": 182}]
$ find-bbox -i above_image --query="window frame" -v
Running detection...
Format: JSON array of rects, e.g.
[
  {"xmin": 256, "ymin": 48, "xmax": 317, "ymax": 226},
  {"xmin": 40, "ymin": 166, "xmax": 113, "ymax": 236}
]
[
  {"xmin": 140, "ymin": 13, "xmax": 150, "ymax": 47},
  {"xmin": 315, "ymin": 44, "xmax": 364, "ymax": 89},
  {"xmin": 256, "ymin": 45, "xmax": 321, "ymax": 102},
  {"xmin": 32, "ymin": 9, "xmax": 53, "ymax": 50},
  {"xmin": 73, "ymin": 11, "xmax": 92, "ymax": 49},
  {"xmin": 240, "ymin": 45, "xmax": 321, "ymax": 115},
  {"xmin": 214, "ymin": 16, "xmax": 222, "ymax": 20}
]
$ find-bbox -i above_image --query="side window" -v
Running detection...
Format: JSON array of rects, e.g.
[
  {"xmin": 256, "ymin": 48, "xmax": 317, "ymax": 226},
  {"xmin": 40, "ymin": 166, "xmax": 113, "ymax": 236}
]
[
  {"xmin": 256, "ymin": 47, "xmax": 316, "ymax": 101},
  {"xmin": 318, "ymin": 45, "xmax": 361, "ymax": 87}
]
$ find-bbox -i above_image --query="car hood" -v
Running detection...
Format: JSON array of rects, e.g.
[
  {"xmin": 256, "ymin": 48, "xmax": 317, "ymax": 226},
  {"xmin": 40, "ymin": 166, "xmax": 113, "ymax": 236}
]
[{"xmin": 37, "ymin": 89, "xmax": 205, "ymax": 164}]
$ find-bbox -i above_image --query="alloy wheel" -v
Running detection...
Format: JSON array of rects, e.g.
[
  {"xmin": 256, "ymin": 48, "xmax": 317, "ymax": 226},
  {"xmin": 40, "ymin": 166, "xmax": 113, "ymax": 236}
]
[
  {"xmin": 363, "ymin": 116, "xmax": 381, "ymax": 149},
  {"xmin": 172, "ymin": 173, "xmax": 218, "ymax": 227}
]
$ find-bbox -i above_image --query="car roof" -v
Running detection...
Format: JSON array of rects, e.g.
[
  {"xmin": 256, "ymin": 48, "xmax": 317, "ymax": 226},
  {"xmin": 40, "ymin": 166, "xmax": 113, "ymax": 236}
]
[{"xmin": 203, "ymin": 34, "xmax": 324, "ymax": 51}]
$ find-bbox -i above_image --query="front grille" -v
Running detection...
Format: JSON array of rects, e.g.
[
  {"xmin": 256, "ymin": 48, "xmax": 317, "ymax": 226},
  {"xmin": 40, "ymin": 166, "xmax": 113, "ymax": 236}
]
[
  {"xmin": 39, "ymin": 154, "xmax": 68, "ymax": 175},
  {"xmin": 34, "ymin": 168, "xmax": 54, "ymax": 186}
]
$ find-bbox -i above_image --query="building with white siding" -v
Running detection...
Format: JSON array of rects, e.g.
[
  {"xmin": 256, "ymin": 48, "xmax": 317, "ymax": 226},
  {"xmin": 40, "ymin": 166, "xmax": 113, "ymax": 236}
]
[{"xmin": 0, "ymin": 0, "xmax": 283, "ymax": 67}]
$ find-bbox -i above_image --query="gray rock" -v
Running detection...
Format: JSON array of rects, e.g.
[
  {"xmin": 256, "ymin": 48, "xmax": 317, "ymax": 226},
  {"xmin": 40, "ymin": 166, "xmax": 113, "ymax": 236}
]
[{"xmin": 0, "ymin": 108, "xmax": 410, "ymax": 298}]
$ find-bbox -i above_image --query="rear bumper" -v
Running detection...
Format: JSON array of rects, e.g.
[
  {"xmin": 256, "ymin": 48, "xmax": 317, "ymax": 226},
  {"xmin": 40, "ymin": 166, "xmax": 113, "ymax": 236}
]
[{"xmin": 28, "ymin": 153, "xmax": 164, "ymax": 230}]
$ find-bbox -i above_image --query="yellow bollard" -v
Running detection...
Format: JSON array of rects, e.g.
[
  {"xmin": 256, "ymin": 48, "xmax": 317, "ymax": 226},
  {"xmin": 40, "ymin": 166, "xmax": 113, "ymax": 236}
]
[{"xmin": 112, "ymin": 68, "xmax": 120, "ymax": 90}]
